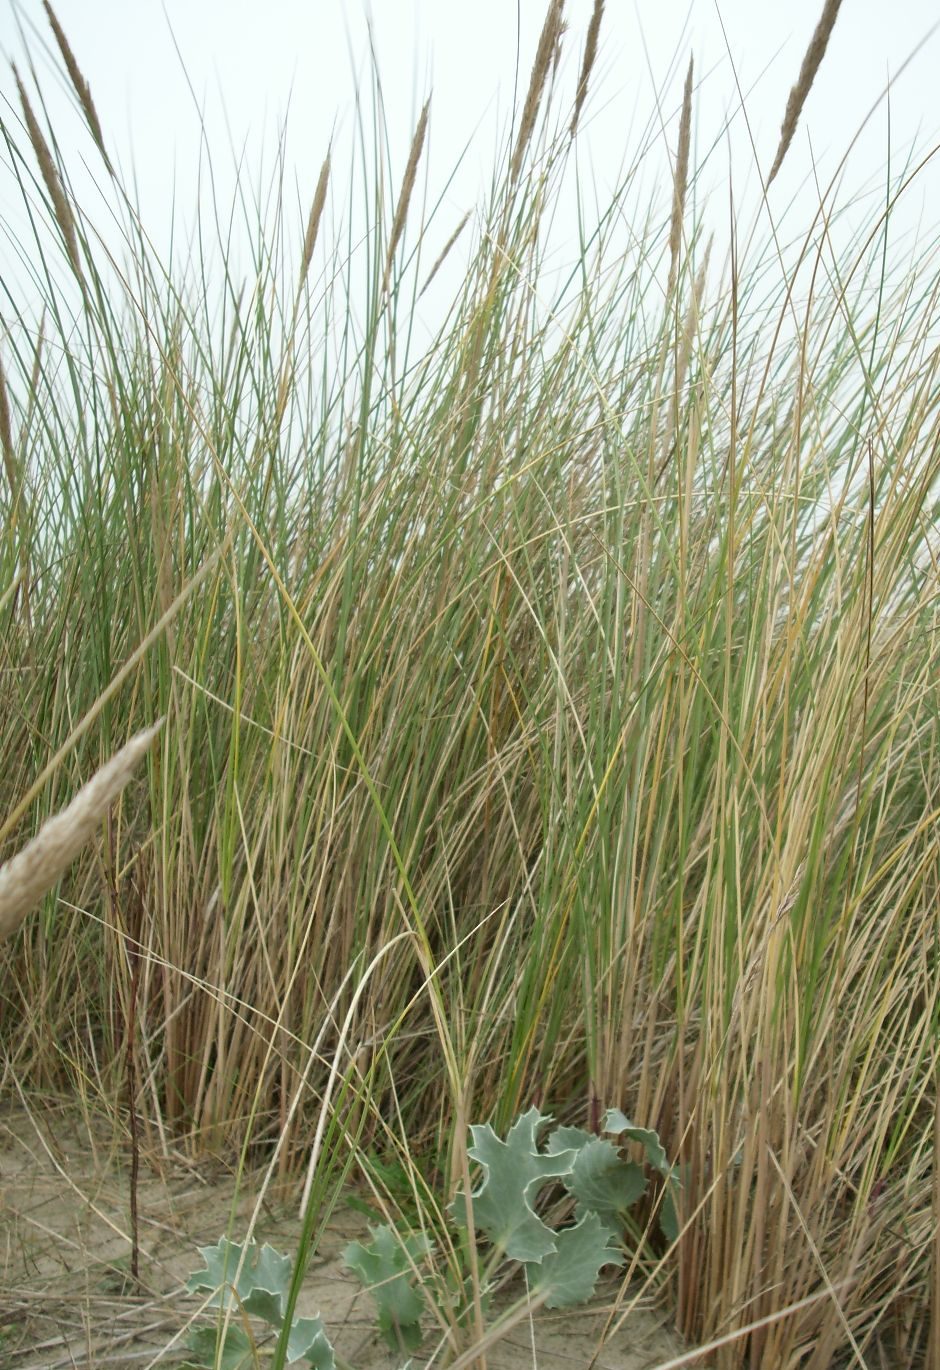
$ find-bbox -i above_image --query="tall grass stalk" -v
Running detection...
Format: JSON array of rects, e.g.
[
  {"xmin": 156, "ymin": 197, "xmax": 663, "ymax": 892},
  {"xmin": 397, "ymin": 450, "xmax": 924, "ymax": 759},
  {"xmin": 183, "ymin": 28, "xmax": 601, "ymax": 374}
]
[{"xmin": 1, "ymin": 9, "xmax": 939, "ymax": 1367}]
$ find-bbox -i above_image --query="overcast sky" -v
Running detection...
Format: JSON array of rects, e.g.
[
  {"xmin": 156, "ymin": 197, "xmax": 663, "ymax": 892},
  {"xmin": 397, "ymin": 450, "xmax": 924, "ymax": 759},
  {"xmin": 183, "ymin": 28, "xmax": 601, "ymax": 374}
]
[{"xmin": 0, "ymin": 2, "xmax": 938, "ymax": 313}]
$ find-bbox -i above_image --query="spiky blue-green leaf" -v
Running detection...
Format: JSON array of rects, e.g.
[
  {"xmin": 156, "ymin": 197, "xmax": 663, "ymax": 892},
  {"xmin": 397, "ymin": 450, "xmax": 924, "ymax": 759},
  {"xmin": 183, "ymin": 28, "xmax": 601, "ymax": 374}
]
[
  {"xmin": 187, "ymin": 1238, "xmax": 291, "ymax": 1325},
  {"xmin": 286, "ymin": 1314, "xmax": 336, "ymax": 1367},
  {"xmin": 342, "ymin": 1224, "xmax": 431, "ymax": 1352},
  {"xmin": 526, "ymin": 1212, "xmax": 624, "ymax": 1309},
  {"xmin": 563, "ymin": 1135, "xmax": 646, "ymax": 1233},
  {"xmin": 603, "ymin": 1111, "xmax": 669, "ymax": 1175},
  {"xmin": 450, "ymin": 1107, "xmax": 576, "ymax": 1263},
  {"xmin": 603, "ymin": 1112, "xmax": 682, "ymax": 1240},
  {"xmin": 186, "ymin": 1324, "xmax": 254, "ymax": 1370},
  {"xmin": 660, "ymin": 1186, "xmax": 679, "ymax": 1244}
]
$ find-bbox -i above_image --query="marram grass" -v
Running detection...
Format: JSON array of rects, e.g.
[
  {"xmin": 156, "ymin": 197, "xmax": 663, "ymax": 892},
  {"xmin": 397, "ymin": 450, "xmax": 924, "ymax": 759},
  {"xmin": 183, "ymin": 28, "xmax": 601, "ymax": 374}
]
[{"xmin": 1, "ymin": 3, "xmax": 940, "ymax": 1367}]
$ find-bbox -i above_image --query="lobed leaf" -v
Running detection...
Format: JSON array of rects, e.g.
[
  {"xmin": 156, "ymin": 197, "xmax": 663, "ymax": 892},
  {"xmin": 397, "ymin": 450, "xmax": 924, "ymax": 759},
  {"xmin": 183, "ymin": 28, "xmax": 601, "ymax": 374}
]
[
  {"xmin": 450, "ymin": 1107, "xmax": 577, "ymax": 1263},
  {"xmin": 342, "ymin": 1224, "xmax": 432, "ymax": 1352},
  {"xmin": 553, "ymin": 1131, "xmax": 646, "ymax": 1234},
  {"xmin": 603, "ymin": 1111, "xmax": 681, "ymax": 1241},
  {"xmin": 526, "ymin": 1211, "xmax": 625, "ymax": 1309},
  {"xmin": 186, "ymin": 1325, "xmax": 254, "ymax": 1370},
  {"xmin": 187, "ymin": 1238, "xmax": 292, "ymax": 1321},
  {"xmin": 287, "ymin": 1314, "xmax": 336, "ymax": 1367}
]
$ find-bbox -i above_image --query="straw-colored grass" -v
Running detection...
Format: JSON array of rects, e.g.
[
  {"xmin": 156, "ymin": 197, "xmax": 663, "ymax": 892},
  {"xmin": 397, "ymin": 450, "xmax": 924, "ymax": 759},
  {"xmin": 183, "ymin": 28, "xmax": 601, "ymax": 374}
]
[{"xmin": 1, "ymin": 7, "xmax": 939, "ymax": 1368}]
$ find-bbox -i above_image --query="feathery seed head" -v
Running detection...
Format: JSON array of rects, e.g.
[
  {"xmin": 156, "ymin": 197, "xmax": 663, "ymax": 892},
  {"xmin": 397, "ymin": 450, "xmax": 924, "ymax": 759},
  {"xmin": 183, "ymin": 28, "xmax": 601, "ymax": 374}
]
[
  {"xmin": 13, "ymin": 64, "xmax": 83, "ymax": 277},
  {"xmin": 767, "ymin": 0, "xmax": 844, "ymax": 187},
  {"xmin": 571, "ymin": 0, "xmax": 605, "ymax": 137},
  {"xmin": 41, "ymin": 2, "xmax": 112, "ymax": 174},
  {"xmin": 0, "ymin": 720, "xmax": 164, "ymax": 943},
  {"xmin": 668, "ymin": 56, "xmax": 694, "ymax": 290},
  {"xmin": 511, "ymin": 0, "xmax": 565, "ymax": 182}
]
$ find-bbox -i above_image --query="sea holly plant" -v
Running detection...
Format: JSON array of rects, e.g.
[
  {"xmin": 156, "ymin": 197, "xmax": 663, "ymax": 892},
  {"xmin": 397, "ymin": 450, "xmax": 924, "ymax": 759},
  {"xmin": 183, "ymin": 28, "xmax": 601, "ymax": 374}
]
[
  {"xmin": 347, "ymin": 1106, "xmax": 679, "ymax": 1350},
  {"xmin": 544, "ymin": 1109, "xmax": 682, "ymax": 1244},
  {"xmin": 342, "ymin": 1225, "xmax": 433, "ymax": 1354},
  {"xmin": 183, "ymin": 1108, "xmax": 678, "ymax": 1365},
  {"xmin": 185, "ymin": 1239, "xmax": 336, "ymax": 1369},
  {"xmin": 447, "ymin": 1107, "xmax": 679, "ymax": 1293}
]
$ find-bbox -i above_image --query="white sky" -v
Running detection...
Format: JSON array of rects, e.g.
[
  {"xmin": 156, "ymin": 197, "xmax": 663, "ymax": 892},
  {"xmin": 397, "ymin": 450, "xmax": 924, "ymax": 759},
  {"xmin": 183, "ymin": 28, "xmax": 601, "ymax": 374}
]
[{"xmin": 0, "ymin": 2, "xmax": 939, "ymax": 315}]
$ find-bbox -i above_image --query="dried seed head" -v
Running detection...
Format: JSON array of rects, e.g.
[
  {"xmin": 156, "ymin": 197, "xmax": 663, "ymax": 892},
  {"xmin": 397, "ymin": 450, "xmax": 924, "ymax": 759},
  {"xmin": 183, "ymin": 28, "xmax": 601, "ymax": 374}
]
[
  {"xmin": 571, "ymin": 0, "xmax": 605, "ymax": 137},
  {"xmin": 0, "ymin": 348, "xmax": 16, "ymax": 501},
  {"xmin": 14, "ymin": 65, "xmax": 82, "ymax": 278},
  {"xmin": 419, "ymin": 211, "xmax": 471, "ymax": 299},
  {"xmin": 384, "ymin": 99, "xmax": 430, "ymax": 289},
  {"xmin": 300, "ymin": 150, "xmax": 331, "ymax": 290},
  {"xmin": 668, "ymin": 56, "xmax": 694, "ymax": 290},
  {"xmin": 41, "ymin": 1, "xmax": 112, "ymax": 174},
  {"xmin": 0, "ymin": 720, "xmax": 164, "ymax": 944},
  {"xmin": 511, "ymin": 0, "xmax": 565, "ymax": 181},
  {"xmin": 767, "ymin": 0, "xmax": 844, "ymax": 187}
]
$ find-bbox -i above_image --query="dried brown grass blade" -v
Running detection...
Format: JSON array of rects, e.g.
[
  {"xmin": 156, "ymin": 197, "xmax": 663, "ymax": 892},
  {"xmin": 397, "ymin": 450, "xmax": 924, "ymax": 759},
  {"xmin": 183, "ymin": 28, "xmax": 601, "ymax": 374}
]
[
  {"xmin": 13, "ymin": 65, "xmax": 82, "ymax": 277},
  {"xmin": 767, "ymin": 0, "xmax": 844, "ymax": 187},
  {"xmin": 668, "ymin": 56, "xmax": 694, "ymax": 289},
  {"xmin": 571, "ymin": 0, "xmax": 605, "ymax": 136},
  {"xmin": 41, "ymin": 1, "xmax": 112, "ymax": 174},
  {"xmin": 511, "ymin": 0, "xmax": 565, "ymax": 181},
  {"xmin": 0, "ymin": 719, "xmax": 164, "ymax": 943}
]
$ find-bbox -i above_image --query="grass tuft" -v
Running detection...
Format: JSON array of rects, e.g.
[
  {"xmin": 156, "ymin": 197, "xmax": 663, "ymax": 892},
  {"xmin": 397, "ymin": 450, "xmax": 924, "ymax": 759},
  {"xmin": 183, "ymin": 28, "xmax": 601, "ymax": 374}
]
[{"xmin": 1, "ymin": 9, "xmax": 938, "ymax": 1367}]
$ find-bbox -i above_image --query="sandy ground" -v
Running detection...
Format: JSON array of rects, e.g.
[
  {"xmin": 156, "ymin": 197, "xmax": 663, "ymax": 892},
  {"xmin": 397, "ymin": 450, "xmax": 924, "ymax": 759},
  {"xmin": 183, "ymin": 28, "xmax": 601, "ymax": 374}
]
[{"xmin": 0, "ymin": 1102, "xmax": 705, "ymax": 1370}]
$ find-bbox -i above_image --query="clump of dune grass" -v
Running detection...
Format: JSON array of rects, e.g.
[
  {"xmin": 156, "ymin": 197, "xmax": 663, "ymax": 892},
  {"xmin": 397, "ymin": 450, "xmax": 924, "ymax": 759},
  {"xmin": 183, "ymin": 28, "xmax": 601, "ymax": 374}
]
[
  {"xmin": 1, "ymin": 3, "xmax": 940, "ymax": 1367},
  {"xmin": 0, "ymin": 721, "xmax": 163, "ymax": 943}
]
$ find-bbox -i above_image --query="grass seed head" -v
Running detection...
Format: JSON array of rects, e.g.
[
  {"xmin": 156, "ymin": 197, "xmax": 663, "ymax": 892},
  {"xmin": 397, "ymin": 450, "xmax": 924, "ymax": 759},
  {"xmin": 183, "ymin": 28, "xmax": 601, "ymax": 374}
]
[
  {"xmin": 300, "ymin": 150, "xmax": 331, "ymax": 290},
  {"xmin": 0, "ymin": 348, "xmax": 16, "ymax": 501},
  {"xmin": 419, "ymin": 210, "xmax": 472, "ymax": 299},
  {"xmin": 571, "ymin": 0, "xmax": 605, "ymax": 136},
  {"xmin": 767, "ymin": 0, "xmax": 844, "ymax": 186},
  {"xmin": 511, "ymin": 0, "xmax": 565, "ymax": 181},
  {"xmin": 384, "ymin": 99, "xmax": 430, "ymax": 290},
  {"xmin": 13, "ymin": 64, "xmax": 82, "ymax": 278},
  {"xmin": 0, "ymin": 720, "xmax": 164, "ymax": 944},
  {"xmin": 41, "ymin": 1, "xmax": 112, "ymax": 173},
  {"xmin": 668, "ymin": 55, "xmax": 694, "ymax": 289}
]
